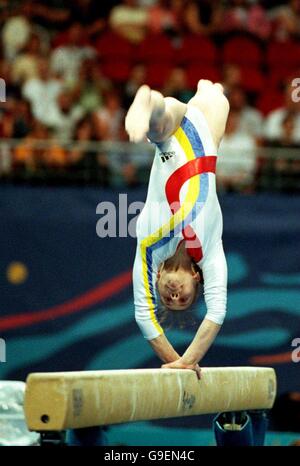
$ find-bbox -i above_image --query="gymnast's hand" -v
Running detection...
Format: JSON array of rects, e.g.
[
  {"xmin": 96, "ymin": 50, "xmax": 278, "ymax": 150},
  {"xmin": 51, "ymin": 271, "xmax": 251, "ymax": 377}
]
[{"xmin": 161, "ymin": 358, "xmax": 201, "ymax": 380}]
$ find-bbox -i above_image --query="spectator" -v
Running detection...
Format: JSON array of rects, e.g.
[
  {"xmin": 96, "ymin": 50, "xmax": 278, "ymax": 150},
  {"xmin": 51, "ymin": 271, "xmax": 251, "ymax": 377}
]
[
  {"xmin": 69, "ymin": 115, "xmax": 111, "ymax": 185},
  {"xmin": 93, "ymin": 90, "xmax": 125, "ymax": 141},
  {"xmin": 13, "ymin": 99, "xmax": 35, "ymax": 138},
  {"xmin": 50, "ymin": 22, "xmax": 96, "ymax": 86},
  {"xmin": 0, "ymin": 142, "xmax": 11, "ymax": 175},
  {"xmin": 264, "ymin": 82, "xmax": 300, "ymax": 144},
  {"xmin": 0, "ymin": 93, "xmax": 16, "ymax": 175},
  {"xmin": 67, "ymin": 0, "xmax": 115, "ymax": 39},
  {"xmin": 22, "ymin": 57, "xmax": 63, "ymax": 128},
  {"xmin": 219, "ymin": 0, "xmax": 271, "ymax": 40},
  {"xmin": 217, "ymin": 110, "xmax": 257, "ymax": 192},
  {"xmin": 14, "ymin": 120, "xmax": 48, "ymax": 171},
  {"xmin": 0, "ymin": 59, "xmax": 20, "ymax": 100},
  {"xmin": 0, "ymin": 0, "xmax": 15, "ymax": 26},
  {"xmin": 222, "ymin": 64, "xmax": 242, "ymax": 95},
  {"xmin": 2, "ymin": 13, "xmax": 31, "ymax": 61},
  {"xmin": 228, "ymin": 86, "xmax": 263, "ymax": 139},
  {"xmin": 119, "ymin": 112, "xmax": 140, "ymax": 188},
  {"xmin": 121, "ymin": 161, "xmax": 140, "ymax": 188},
  {"xmin": 0, "ymin": 98, "xmax": 15, "ymax": 140},
  {"xmin": 124, "ymin": 64, "xmax": 147, "ymax": 108},
  {"xmin": 246, "ymin": 1, "xmax": 271, "ymax": 40},
  {"xmin": 11, "ymin": 33, "xmax": 43, "ymax": 85},
  {"xmin": 138, "ymin": 0, "xmax": 157, "ymax": 6},
  {"xmin": 163, "ymin": 67, "xmax": 193, "ymax": 103},
  {"xmin": 43, "ymin": 133, "xmax": 68, "ymax": 168},
  {"xmin": 147, "ymin": 0, "xmax": 178, "ymax": 35},
  {"xmin": 0, "ymin": 0, "xmax": 298, "ymax": 193},
  {"xmin": 269, "ymin": 0, "xmax": 300, "ymax": 42},
  {"xmin": 262, "ymin": 112, "xmax": 300, "ymax": 193},
  {"xmin": 49, "ymin": 88, "xmax": 85, "ymax": 141},
  {"xmin": 69, "ymin": 114, "xmax": 104, "ymax": 182},
  {"xmin": 68, "ymin": 115, "xmax": 94, "ymax": 167},
  {"xmin": 198, "ymin": 0, "xmax": 225, "ymax": 36},
  {"xmin": 93, "ymin": 91, "xmax": 139, "ymax": 187},
  {"xmin": 181, "ymin": 1, "xmax": 207, "ymax": 35},
  {"xmin": 109, "ymin": 0, "xmax": 148, "ymax": 44},
  {"xmin": 70, "ymin": 0, "xmax": 119, "ymax": 23},
  {"xmin": 278, "ymin": 112, "xmax": 299, "ymax": 147},
  {"xmin": 21, "ymin": 0, "xmax": 70, "ymax": 32},
  {"xmin": 75, "ymin": 58, "xmax": 112, "ymax": 113}
]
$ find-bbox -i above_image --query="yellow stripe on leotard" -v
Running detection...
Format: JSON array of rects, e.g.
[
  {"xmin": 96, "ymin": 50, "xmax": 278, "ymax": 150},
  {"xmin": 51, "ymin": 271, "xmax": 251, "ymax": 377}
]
[{"xmin": 140, "ymin": 126, "xmax": 201, "ymax": 334}]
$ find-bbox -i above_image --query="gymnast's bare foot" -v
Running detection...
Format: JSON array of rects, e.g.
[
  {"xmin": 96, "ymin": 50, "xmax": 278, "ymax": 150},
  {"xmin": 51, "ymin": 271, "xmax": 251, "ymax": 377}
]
[{"xmin": 125, "ymin": 85, "xmax": 152, "ymax": 143}]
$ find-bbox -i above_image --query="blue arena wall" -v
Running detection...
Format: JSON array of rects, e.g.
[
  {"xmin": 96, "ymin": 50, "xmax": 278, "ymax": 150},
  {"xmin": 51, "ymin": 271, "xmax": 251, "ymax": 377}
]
[{"xmin": 0, "ymin": 185, "xmax": 299, "ymax": 431}]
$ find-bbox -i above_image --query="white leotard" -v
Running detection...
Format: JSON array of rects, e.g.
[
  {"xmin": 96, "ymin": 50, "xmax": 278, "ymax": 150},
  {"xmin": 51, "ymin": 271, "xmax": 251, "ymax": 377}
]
[{"xmin": 133, "ymin": 105, "xmax": 227, "ymax": 340}]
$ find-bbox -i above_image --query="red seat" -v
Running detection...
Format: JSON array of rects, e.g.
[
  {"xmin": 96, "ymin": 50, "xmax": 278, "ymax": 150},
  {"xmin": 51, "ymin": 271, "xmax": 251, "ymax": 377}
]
[
  {"xmin": 222, "ymin": 36, "xmax": 263, "ymax": 66},
  {"xmin": 51, "ymin": 31, "xmax": 69, "ymax": 49},
  {"xmin": 176, "ymin": 35, "xmax": 218, "ymax": 65},
  {"xmin": 267, "ymin": 66, "xmax": 299, "ymax": 88},
  {"xmin": 96, "ymin": 31, "xmax": 133, "ymax": 61},
  {"xmin": 101, "ymin": 61, "xmax": 132, "ymax": 83},
  {"xmin": 267, "ymin": 41, "xmax": 300, "ymax": 68},
  {"xmin": 96, "ymin": 31, "xmax": 133, "ymax": 82},
  {"xmin": 52, "ymin": 30, "xmax": 91, "ymax": 49},
  {"xmin": 256, "ymin": 89, "xmax": 284, "ymax": 115},
  {"xmin": 145, "ymin": 63, "xmax": 172, "ymax": 88},
  {"xmin": 137, "ymin": 34, "xmax": 174, "ymax": 64},
  {"xmin": 240, "ymin": 67, "xmax": 265, "ymax": 93},
  {"xmin": 186, "ymin": 64, "xmax": 221, "ymax": 88}
]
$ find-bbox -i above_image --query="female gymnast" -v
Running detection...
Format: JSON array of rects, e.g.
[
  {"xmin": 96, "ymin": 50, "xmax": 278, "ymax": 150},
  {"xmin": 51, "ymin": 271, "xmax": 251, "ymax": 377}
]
[{"xmin": 125, "ymin": 80, "xmax": 230, "ymax": 378}]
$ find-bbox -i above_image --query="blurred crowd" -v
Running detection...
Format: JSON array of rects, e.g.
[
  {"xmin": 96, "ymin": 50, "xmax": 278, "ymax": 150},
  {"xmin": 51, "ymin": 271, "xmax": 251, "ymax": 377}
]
[{"xmin": 0, "ymin": 0, "xmax": 300, "ymax": 190}]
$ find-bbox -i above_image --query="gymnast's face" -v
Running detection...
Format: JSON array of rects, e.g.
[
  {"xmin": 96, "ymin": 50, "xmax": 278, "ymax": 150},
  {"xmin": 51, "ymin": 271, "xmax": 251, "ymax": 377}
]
[{"xmin": 156, "ymin": 265, "xmax": 200, "ymax": 311}]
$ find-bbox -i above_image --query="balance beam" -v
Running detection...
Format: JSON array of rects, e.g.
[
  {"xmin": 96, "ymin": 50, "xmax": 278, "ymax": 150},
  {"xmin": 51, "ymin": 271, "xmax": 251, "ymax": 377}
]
[{"xmin": 24, "ymin": 367, "xmax": 276, "ymax": 431}]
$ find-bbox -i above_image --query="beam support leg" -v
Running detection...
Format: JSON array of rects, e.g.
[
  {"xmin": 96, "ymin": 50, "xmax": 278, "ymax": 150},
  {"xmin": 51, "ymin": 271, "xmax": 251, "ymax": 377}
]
[
  {"xmin": 66, "ymin": 426, "xmax": 108, "ymax": 446},
  {"xmin": 213, "ymin": 410, "xmax": 268, "ymax": 446}
]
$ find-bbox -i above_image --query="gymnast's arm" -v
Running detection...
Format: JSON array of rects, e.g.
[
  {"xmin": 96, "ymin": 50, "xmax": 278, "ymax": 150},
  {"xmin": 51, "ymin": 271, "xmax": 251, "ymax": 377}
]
[
  {"xmin": 162, "ymin": 241, "xmax": 227, "ymax": 372},
  {"xmin": 125, "ymin": 85, "xmax": 187, "ymax": 143},
  {"xmin": 181, "ymin": 241, "xmax": 228, "ymax": 365},
  {"xmin": 148, "ymin": 334, "xmax": 181, "ymax": 364},
  {"xmin": 133, "ymin": 246, "xmax": 180, "ymax": 363}
]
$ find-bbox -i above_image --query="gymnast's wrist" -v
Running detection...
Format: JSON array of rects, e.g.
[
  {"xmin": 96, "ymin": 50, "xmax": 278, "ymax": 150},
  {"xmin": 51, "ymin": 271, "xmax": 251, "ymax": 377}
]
[{"xmin": 181, "ymin": 353, "xmax": 200, "ymax": 366}]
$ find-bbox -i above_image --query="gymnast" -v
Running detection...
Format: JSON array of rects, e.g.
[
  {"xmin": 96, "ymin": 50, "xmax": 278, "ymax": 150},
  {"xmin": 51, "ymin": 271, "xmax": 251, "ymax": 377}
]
[{"xmin": 125, "ymin": 79, "xmax": 230, "ymax": 378}]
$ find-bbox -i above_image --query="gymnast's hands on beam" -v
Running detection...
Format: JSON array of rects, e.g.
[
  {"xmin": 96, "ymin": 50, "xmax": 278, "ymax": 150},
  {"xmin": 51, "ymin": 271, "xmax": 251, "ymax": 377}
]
[
  {"xmin": 159, "ymin": 319, "xmax": 221, "ymax": 381},
  {"xmin": 162, "ymin": 358, "xmax": 202, "ymax": 380}
]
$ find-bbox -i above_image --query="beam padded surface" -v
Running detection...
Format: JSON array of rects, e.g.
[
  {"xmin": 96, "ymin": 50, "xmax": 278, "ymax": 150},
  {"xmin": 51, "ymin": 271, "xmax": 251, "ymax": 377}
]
[{"xmin": 24, "ymin": 367, "xmax": 276, "ymax": 431}]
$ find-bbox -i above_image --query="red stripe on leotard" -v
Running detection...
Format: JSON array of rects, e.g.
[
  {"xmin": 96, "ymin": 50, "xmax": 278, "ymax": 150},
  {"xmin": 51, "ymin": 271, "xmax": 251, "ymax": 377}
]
[{"xmin": 165, "ymin": 156, "xmax": 217, "ymax": 263}]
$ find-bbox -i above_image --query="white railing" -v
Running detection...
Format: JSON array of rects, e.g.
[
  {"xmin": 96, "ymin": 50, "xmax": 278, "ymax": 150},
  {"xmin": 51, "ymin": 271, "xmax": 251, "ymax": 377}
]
[{"xmin": 0, "ymin": 139, "xmax": 299, "ymax": 191}]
